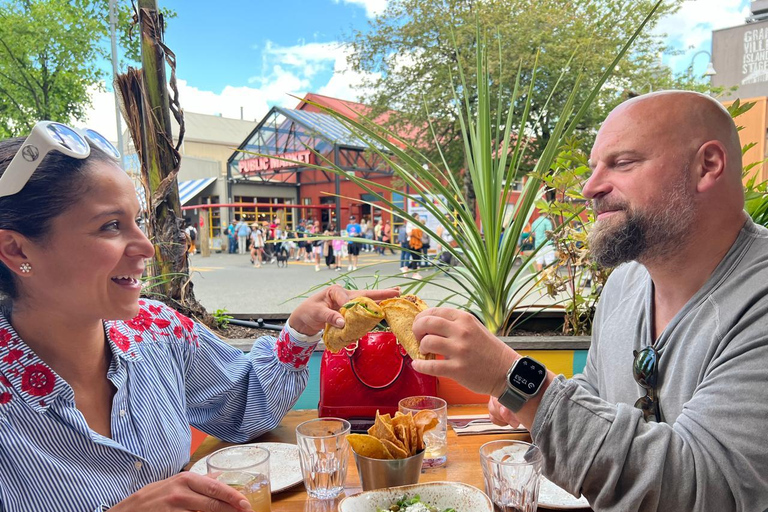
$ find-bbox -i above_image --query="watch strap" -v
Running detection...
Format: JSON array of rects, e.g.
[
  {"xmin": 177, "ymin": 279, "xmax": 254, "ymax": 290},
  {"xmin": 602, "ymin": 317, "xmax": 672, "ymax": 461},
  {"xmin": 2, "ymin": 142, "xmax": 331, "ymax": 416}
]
[{"xmin": 498, "ymin": 386, "xmax": 528, "ymax": 413}]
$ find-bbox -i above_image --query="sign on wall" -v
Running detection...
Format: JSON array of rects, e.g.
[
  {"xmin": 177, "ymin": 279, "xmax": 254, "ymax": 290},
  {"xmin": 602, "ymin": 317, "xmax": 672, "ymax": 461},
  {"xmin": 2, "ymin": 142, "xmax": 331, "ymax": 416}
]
[{"xmin": 238, "ymin": 150, "xmax": 314, "ymax": 176}]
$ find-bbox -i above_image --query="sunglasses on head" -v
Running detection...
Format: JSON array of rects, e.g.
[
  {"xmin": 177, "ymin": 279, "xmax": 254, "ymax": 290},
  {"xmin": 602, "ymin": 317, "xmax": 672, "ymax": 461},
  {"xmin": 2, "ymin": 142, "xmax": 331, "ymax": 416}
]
[
  {"xmin": 0, "ymin": 121, "xmax": 120, "ymax": 199},
  {"xmin": 633, "ymin": 346, "xmax": 661, "ymax": 422}
]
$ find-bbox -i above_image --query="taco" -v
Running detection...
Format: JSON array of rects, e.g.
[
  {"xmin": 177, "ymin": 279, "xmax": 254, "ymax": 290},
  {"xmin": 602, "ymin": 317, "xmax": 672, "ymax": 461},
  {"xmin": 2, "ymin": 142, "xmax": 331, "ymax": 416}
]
[
  {"xmin": 323, "ymin": 296, "xmax": 385, "ymax": 352},
  {"xmin": 380, "ymin": 295, "xmax": 431, "ymax": 360}
]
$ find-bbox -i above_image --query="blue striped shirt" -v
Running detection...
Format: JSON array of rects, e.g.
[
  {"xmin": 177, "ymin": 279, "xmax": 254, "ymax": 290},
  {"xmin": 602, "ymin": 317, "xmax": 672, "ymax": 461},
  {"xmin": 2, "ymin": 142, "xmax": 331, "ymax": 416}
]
[{"xmin": 0, "ymin": 299, "xmax": 318, "ymax": 511}]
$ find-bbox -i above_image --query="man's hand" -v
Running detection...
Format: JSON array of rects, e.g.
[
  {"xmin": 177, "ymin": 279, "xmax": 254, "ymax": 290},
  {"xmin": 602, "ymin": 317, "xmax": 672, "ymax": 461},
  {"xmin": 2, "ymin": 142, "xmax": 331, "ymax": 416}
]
[
  {"xmin": 287, "ymin": 284, "xmax": 400, "ymax": 336},
  {"xmin": 489, "ymin": 396, "xmax": 523, "ymax": 427},
  {"xmin": 410, "ymin": 307, "xmax": 516, "ymax": 397},
  {"xmin": 110, "ymin": 472, "xmax": 253, "ymax": 511}
]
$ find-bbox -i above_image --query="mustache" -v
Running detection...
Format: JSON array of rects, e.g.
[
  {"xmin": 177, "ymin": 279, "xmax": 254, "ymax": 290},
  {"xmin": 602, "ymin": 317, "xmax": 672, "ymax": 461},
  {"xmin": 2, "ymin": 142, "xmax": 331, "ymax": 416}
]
[{"xmin": 592, "ymin": 198, "xmax": 630, "ymax": 214}]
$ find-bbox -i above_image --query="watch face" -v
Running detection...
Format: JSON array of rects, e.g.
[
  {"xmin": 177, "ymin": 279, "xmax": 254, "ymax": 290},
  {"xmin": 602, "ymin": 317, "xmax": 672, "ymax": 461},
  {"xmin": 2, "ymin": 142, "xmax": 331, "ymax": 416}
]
[{"xmin": 508, "ymin": 357, "xmax": 546, "ymax": 396}]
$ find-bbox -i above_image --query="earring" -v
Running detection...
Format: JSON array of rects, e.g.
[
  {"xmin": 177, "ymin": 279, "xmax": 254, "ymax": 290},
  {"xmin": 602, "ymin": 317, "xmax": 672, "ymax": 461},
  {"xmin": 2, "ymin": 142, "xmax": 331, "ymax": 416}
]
[{"xmin": 19, "ymin": 262, "xmax": 31, "ymax": 273}]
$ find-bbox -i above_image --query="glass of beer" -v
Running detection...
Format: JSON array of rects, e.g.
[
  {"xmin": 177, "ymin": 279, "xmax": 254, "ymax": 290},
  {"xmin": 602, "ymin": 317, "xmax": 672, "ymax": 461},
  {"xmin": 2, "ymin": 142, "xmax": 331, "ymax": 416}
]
[
  {"xmin": 399, "ymin": 396, "xmax": 448, "ymax": 467},
  {"xmin": 207, "ymin": 445, "xmax": 271, "ymax": 512}
]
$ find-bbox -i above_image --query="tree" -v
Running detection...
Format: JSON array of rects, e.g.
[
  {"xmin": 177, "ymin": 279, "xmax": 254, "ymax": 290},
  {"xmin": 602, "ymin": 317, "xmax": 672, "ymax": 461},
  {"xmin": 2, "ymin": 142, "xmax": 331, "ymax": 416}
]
[
  {"xmin": 347, "ymin": 0, "xmax": 692, "ymax": 181},
  {"xmin": 0, "ymin": 0, "xmax": 174, "ymax": 138}
]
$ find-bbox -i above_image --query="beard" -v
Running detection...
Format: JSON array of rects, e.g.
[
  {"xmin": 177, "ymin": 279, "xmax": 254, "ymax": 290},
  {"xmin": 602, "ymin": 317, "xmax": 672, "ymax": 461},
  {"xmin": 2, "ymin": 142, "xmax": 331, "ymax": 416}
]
[{"xmin": 588, "ymin": 174, "xmax": 695, "ymax": 269}]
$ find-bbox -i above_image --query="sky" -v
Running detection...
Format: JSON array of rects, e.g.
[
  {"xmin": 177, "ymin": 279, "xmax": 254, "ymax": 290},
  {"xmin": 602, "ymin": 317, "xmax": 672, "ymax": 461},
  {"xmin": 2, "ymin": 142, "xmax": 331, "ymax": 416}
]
[{"xmin": 83, "ymin": 0, "xmax": 751, "ymax": 142}]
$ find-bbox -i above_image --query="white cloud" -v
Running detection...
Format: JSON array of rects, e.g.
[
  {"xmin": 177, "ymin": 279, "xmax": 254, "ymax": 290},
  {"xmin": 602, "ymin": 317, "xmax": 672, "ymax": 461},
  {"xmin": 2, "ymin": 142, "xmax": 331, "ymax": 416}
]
[
  {"xmin": 251, "ymin": 39, "xmax": 377, "ymax": 102},
  {"xmin": 655, "ymin": 0, "xmax": 750, "ymax": 72},
  {"xmin": 81, "ymin": 39, "xmax": 378, "ymax": 146},
  {"xmin": 332, "ymin": 0, "xmax": 387, "ymax": 18}
]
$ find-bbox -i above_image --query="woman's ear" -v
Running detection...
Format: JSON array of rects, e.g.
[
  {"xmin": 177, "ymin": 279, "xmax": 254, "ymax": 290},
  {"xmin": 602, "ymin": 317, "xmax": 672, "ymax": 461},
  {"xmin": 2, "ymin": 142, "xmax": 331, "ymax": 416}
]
[
  {"xmin": 695, "ymin": 140, "xmax": 728, "ymax": 194},
  {"xmin": 0, "ymin": 230, "xmax": 32, "ymax": 277}
]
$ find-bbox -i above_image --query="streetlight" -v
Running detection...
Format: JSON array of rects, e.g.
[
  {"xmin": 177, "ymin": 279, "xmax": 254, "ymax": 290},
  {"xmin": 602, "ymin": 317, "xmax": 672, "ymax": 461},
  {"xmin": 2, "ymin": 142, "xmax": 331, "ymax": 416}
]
[{"xmin": 687, "ymin": 50, "xmax": 717, "ymax": 79}]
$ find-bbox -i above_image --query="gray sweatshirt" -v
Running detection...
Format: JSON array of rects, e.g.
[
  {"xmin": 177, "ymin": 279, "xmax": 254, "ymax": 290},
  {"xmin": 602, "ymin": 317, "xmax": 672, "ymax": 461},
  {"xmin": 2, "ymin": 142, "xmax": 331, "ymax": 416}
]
[{"xmin": 531, "ymin": 218, "xmax": 768, "ymax": 512}]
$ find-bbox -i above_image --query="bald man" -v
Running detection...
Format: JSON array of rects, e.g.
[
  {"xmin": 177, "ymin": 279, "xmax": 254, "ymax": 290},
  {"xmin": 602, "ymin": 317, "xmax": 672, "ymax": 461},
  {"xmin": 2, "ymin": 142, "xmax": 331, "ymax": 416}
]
[{"xmin": 411, "ymin": 91, "xmax": 768, "ymax": 511}]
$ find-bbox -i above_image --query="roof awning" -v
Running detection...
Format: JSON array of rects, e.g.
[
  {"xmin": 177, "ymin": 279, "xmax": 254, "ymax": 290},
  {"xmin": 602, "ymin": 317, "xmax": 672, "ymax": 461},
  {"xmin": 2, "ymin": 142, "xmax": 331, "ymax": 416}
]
[{"xmin": 179, "ymin": 177, "xmax": 217, "ymax": 205}]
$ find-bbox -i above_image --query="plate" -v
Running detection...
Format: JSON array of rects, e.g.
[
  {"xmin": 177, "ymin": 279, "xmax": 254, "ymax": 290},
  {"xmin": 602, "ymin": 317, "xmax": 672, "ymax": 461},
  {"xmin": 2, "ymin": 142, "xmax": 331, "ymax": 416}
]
[
  {"xmin": 189, "ymin": 442, "xmax": 303, "ymax": 493},
  {"xmin": 538, "ymin": 477, "xmax": 590, "ymax": 510},
  {"xmin": 338, "ymin": 481, "xmax": 493, "ymax": 512}
]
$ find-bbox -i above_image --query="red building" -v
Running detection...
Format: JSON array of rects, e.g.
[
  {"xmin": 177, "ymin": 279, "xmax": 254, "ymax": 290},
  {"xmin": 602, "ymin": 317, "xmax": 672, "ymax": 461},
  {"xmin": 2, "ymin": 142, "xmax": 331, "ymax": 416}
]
[{"xmin": 226, "ymin": 94, "xmax": 401, "ymax": 231}]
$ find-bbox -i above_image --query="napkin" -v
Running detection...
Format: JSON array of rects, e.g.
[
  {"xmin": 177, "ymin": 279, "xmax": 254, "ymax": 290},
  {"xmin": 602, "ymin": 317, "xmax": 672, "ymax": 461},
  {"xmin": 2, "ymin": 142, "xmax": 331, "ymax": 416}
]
[{"xmin": 447, "ymin": 414, "xmax": 528, "ymax": 436}]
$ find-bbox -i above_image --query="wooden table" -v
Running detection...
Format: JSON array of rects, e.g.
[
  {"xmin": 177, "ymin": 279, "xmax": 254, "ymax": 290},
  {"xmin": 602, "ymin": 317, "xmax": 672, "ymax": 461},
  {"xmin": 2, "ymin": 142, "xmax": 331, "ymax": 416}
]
[{"xmin": 187, "ymin": 405, "xmax": 591, "ymax": 511}]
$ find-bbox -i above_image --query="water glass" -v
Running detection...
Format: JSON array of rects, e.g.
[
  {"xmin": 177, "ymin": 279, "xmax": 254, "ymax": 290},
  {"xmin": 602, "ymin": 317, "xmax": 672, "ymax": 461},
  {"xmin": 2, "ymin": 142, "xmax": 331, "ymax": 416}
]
[
  {"xmin": 479, "ymin": 440, "xmax": 542, "ymax": 512},
  {"xmin": 295, "ymin": 417, "xmax": 351, "ymax": 499},
  {"xmin": 398, "ymin": 395, "xmax": 448, "ymax": 468},
  {"xmin": 206, "ymin": 445, "xmax": 271, "ymax": 512}
]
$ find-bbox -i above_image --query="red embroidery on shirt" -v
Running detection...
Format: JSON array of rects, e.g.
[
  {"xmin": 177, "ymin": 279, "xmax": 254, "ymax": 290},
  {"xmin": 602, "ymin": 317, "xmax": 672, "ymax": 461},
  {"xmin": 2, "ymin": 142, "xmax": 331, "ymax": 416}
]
[
  {"xmin": 153, "ymin": 318, "xmax": 171, "ymax": 329},
  {"xmin": 0, "ymin": 329, "xmax": 11, "ymax": 348},
  {"xmin": 173, "ymin": 326, "xmax": 183, "ymax": 338},
  {"xmin": 109, "ymin": 327, "xmax": 131, "ymax": 352},
  {"xmin": 20, "ymin": 364, "xmax": 56, "ymax": 397},
  {"xmin": 275, "ymin": 329, "xmax": 313, "ymax": 369},
  {"xmin": 127, "ymin": 309, "xmax": 154, "ymax": 331},
  {"xmin": 0, "ymin": 375, "xmax": 10, "ymax": 387},
  {"xmin": 2, "ymin": 348, "xmax": 23, "ymax": 365},
  {"xmin": 0, "ymin": 392, "xmax": 11, "ymax": 405},
  {"xmin": 173, "ymin": 311, "xmax": 195, "ymax": 333}
]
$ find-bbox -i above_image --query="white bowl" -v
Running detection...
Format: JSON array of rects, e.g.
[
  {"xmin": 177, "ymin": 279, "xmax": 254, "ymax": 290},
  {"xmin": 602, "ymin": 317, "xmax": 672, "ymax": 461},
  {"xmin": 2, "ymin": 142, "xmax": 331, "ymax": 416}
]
[{"xmin": 338, "ymin": 481, "xmax": 493, "ymax": 512}]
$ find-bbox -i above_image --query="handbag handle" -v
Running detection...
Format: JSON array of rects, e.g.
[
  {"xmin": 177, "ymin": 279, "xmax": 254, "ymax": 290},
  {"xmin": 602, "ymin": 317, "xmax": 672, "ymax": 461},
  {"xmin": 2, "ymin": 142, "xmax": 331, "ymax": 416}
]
[{"xmin": 347, "ymin": 342, "xmax": 407, "ymax": 390}]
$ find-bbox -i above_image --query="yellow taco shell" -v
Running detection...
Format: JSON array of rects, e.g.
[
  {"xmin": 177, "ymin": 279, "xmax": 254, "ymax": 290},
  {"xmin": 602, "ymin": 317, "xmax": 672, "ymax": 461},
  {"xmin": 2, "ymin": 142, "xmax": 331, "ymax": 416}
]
[
  {"xmin": 323, "ymin": 296, "xmax": 384, "ymax": 353},
  {"xmin": 380, "ymin": 295, "xmax": 431, "ymax": 360}
]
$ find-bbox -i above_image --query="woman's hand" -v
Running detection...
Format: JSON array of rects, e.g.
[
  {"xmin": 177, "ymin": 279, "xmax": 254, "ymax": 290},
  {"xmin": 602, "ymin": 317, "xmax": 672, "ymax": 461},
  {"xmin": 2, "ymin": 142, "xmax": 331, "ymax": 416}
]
[
  {"xmin": 287, "ymin": 284, "xmax": 400, "ymax": 336},
  {"xmin": 110, "ymin": 472, "xmax": 252, "ymax": 511},
  {"xmin": 410, "ymin": 307, "xmax": 517, "ymax": 397}
]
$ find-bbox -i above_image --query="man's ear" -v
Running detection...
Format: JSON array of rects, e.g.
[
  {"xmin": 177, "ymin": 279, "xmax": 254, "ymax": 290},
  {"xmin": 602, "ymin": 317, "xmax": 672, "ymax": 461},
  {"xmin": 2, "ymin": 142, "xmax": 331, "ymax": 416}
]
[
  {"xmin": 695, "ymin": 140, "xmax": 728, "ymax": 194},
  {"xmin": 0, "ymin": 230, "xmax": 32, "ymax": 277}
]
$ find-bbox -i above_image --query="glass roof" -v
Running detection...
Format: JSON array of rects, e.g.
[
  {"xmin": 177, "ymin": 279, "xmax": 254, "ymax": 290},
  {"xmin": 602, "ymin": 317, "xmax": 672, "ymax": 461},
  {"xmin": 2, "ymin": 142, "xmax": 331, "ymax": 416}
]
[{"xmin": 233, "ymin": 107, "xmax": 381, "ymax": 162}]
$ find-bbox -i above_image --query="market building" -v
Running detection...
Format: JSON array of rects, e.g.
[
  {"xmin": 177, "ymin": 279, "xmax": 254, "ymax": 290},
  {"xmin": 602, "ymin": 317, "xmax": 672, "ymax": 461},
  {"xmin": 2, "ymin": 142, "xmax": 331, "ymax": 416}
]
[{"xmin": 223, "ymin": 93, "xmax": 401, "ymax": 233}]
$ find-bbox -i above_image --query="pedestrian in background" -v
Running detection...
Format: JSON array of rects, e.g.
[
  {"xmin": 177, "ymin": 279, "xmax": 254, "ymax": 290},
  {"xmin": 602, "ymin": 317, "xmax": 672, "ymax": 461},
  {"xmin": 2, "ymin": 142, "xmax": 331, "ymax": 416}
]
[
  {"xmin": 398, "ymin": 222, "xmax": 410, "ymax": 271},
  {"xmin": 234, "ymin": 215, "xmax": 250, "ymax": 255},
  {"xmin": 532, "ymin": 212, "xmax": 555, "ymax": 271},
  {"xmin": 409, "ymin": 222, "xmax": 423, "ymax": 279},
  {"xmin": 226, "ymin": 220, "xmax": 236, "ymax": 254}
]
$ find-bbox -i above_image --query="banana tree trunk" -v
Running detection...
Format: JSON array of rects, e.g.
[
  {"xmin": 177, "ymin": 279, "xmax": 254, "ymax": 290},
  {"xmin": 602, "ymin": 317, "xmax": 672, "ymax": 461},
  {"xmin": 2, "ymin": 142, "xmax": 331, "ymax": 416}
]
[{"xmin": 138, "ymin": 0, "xmax": 187, "ymax": 301}]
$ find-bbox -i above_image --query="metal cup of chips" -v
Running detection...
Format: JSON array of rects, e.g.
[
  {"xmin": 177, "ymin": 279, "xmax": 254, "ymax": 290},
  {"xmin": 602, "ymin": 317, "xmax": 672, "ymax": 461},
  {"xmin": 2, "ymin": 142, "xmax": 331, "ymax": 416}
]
[{"xmin": 354, "ymin": 449, "xmax": 425, "ymax": 491}]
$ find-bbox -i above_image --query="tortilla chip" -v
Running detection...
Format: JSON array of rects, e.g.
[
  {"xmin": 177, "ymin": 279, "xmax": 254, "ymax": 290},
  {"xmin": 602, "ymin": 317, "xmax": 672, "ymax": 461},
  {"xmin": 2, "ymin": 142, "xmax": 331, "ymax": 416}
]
[
  {"xmin": 380, "ymin": 295, "xmax": 431, "ymax": 360},
  {"xmin": 347, "ymin": 434, "xmax": 392, "ymax": 459},
  {"xmin": 394, "ymin": 423, "xmax": 411, "ymax": 455},
  {"xmin": 368, "ymin": 411, "xmax": 400, "ymax": 449},
  {"xmin": 381, "ymin": 438, "xmax": 409, "ymax": 459},
  {"xmin": 323, "ymin": 296, "xmax": 384, "ymax": 352},
  {"xmin": 414, "ymin": 410, "xmax": 439, "ymax": 432},
  {"xmin": 393, "ymin": 412, "xmax": 419, "ymax": 456}
]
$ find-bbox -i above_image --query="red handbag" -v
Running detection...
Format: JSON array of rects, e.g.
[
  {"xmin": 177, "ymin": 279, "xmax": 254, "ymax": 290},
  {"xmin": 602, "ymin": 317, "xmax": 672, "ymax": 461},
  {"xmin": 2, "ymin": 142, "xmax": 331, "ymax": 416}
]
[{"xmin": 318, "ymin": 331, "xmax": 437, "ymax": 420}]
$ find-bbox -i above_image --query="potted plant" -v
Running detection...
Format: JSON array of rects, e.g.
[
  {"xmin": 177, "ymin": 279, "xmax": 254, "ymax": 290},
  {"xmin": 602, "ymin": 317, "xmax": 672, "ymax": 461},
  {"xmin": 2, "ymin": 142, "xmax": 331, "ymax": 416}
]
[{"xmin": 260, "ymin": 2, "xmax": 664, "ymax": 335}]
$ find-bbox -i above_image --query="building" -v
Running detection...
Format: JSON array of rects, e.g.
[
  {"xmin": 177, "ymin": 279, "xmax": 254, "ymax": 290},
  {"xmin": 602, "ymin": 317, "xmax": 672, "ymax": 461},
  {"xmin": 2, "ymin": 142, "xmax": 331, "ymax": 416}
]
[
  {"xmin": 225, "ymin": 93, "xmax": 400, "ymax": 233},
  {"xmin": 712, "ymin": 1, "xmax": 768, "ymax": 183},
  {"xmin": 128, "ymin": 111, "xmax": 257, "ymax": 240}
]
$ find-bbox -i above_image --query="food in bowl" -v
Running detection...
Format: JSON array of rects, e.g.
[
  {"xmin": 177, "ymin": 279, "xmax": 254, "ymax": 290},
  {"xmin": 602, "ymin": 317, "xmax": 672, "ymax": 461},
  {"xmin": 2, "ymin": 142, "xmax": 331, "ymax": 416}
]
[{"xmin": 376, "ymin": 494, "xmax": 456, "ymax": 512}]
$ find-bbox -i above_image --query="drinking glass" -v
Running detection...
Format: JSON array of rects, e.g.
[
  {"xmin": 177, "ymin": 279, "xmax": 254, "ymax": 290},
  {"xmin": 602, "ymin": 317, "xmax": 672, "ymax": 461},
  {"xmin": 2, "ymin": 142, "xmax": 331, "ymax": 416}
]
[
  {"xmin": 479, "ymin": 440, "xmax": 542, "ymax": 512},
  {"xmin": 398, "ymin": 395, "xmax": 448, "ymax": 468},
  {"xmin": 295, "ymin": 417, "xmax": 351, "ymax": 499},
  {"xmin": 206, "ymin": 445, "xmax": 271, "ymax": 512}
]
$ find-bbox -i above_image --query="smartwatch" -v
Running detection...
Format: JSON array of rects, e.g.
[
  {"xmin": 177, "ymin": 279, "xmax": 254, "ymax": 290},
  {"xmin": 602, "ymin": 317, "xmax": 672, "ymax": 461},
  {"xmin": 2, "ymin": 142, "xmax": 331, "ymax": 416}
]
[{"xmin": 497, "ymin": 356, "xmax": 547, "ymax": 412}]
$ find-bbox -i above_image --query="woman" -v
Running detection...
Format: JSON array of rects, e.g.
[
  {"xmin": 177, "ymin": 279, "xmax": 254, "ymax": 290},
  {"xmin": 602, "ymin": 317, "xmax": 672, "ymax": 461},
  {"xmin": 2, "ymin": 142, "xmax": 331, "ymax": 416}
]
[
  {"xmin": 0, "ymin": 122, "xmax": 397, "ymax": 512},
  {"xmin": 249, "ymin": 222, "xmax": 264, "ymax": 267}
]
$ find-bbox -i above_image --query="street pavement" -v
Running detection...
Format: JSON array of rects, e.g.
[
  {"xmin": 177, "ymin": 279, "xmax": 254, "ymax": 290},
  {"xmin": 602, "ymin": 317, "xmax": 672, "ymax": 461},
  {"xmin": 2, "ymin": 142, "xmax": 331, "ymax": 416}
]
[
  {"xmin": 189, "ymin": 250, "xmax": 557, "ymax": 317},
  {"xmin": 190, "ymin": 250, "xmax": 454, "ymax": 316}
]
